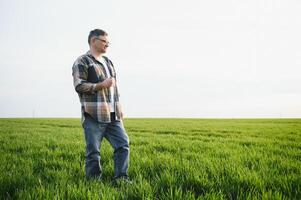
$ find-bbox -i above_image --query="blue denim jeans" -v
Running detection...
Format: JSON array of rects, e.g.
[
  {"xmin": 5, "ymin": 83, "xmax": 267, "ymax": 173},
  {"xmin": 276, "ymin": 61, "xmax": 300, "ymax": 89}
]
[{"xmin": 82, "ymin": 113, "xmax": 130, "ymax": 179}]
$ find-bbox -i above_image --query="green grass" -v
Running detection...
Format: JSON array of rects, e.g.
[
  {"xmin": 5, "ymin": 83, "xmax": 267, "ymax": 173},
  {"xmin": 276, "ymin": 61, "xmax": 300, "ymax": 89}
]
[{"xmin": 0, "ymin": 118, "xmax": 300, "ymax": 199}]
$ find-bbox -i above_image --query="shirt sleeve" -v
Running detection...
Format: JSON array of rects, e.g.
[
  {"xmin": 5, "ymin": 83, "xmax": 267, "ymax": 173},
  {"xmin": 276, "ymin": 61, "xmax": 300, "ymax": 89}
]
[{"xmin": 72, "ymin": 57, "xmax": 96, "ymax": 94}]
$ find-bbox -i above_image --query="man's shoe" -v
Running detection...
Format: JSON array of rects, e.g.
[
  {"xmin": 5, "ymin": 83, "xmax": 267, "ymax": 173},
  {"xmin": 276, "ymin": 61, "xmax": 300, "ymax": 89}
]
[
  {"xmin": 112, "ymin": 175, "xmax": 132, "ymax": 186},
  {"xmin": 86, "ymin": 175, "xmax": 102, "ymax": 182}
]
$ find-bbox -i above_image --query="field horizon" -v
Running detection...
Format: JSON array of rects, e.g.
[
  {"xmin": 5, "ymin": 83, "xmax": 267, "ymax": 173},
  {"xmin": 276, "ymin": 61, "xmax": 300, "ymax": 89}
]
[{"xmin": 0, "ymin": 118, "xmax": 300, "ymax": 199}]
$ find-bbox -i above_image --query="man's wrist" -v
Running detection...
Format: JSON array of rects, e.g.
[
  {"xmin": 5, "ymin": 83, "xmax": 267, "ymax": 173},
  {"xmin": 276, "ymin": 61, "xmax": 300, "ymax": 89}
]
[{"xmin": 94, "ymin": 82, "xmax": 103, "ymax": 91}]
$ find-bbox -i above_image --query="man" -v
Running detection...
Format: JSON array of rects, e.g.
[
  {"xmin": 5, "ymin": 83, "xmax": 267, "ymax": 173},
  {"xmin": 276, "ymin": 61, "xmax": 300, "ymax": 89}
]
[{"xmin": 72, "ymin": 29, "xmax": 130, "ymax": 183}]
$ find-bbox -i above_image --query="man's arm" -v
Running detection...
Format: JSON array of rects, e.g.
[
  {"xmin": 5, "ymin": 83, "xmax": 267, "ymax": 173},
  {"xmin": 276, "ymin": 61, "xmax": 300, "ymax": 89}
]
[
  {"xmin": 72, "ymin": 59, "xmax": 95, "ymax": 94},
  {"xmin": 72, "ymin": 58, "xmax": 115, "ymax": 94}
]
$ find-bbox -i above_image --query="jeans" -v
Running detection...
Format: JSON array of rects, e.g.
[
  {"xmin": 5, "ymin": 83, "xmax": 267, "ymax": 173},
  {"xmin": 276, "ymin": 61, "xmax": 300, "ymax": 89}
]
[{"xmin": 82, "ymin": 113, "xmax": 130, "ymax": 179}]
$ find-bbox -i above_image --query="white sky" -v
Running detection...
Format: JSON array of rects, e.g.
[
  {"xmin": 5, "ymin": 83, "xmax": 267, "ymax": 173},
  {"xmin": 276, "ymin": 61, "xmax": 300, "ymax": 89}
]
[{"xmin": 0, "ymin": 0, "xmax": 300, "ymax": 118}]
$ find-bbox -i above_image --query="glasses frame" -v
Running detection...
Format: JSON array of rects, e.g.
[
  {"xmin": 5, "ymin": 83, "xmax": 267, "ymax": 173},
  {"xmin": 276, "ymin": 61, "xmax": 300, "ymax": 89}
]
[{"xmin": 95, "ymin": 38, "xmax": 110, "ymax": 46}]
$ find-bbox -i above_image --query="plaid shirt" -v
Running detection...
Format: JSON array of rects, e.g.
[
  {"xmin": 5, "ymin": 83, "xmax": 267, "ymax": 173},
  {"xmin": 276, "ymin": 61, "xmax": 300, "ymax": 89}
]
[{"xmin": 72, "ymin": 51, "xmax": 122, "ymax": 123}]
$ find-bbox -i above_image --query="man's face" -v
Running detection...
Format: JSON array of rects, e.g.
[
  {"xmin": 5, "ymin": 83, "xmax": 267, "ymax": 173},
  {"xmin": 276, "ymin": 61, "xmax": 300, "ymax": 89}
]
[{"xmin": 92, "ymin": 35, "xmax": 110, "ymax": 53}]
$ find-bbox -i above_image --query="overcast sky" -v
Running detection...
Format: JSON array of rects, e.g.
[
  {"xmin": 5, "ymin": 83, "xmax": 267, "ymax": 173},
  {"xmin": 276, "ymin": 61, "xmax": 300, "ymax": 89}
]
[{"xmin": 0, "ymin": 0, "xmax": 300, "ymax": 118}]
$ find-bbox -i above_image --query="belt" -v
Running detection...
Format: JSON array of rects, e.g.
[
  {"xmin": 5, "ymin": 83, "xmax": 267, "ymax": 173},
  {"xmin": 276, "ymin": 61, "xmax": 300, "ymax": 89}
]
[{"xmin": 110, "ymin": 112, "xmax": 116, "ymax": 122}]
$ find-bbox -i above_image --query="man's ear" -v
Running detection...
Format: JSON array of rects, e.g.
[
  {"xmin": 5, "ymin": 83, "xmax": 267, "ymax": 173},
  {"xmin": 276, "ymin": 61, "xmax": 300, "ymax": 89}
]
[
  {"xmin": 91, "ymin": 38, "xmax": 95, "ymax": 44},
  {"xmin": 90, "ymin": 37, "xmax": 96, "ymax": 45}
]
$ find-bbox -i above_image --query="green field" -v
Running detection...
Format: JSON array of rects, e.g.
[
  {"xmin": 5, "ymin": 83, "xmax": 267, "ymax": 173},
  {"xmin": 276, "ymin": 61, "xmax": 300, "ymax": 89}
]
[{"xmin": 0, "ymin": 118, "xmax": 300, "ymax": 199}]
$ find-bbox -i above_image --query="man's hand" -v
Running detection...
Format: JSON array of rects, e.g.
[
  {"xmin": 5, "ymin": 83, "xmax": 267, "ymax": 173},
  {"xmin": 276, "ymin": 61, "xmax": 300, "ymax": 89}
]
[
  {"xmin": 95, "ymin": 78, "xmax": 115, "ymax": 90},
  {"xmin": 120, "ymin": 111, "xmax": 124, "ymax": 119},
  {"xmin": 102, "ymin": 78, "xmax": 115, "ymax": 88}
]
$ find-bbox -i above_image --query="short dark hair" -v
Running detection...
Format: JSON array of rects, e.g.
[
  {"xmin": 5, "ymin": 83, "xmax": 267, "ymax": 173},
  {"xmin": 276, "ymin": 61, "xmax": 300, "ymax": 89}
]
[{"xmin": 88, "ymin": 29, "xmax": 108, "ymax": 45}]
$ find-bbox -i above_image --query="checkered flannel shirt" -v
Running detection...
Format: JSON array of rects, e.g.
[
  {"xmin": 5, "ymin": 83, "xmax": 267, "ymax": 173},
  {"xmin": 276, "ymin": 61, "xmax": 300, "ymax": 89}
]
[{"xmin": 72, "ymin": 51, "xmax": 122, "ymax": 123}]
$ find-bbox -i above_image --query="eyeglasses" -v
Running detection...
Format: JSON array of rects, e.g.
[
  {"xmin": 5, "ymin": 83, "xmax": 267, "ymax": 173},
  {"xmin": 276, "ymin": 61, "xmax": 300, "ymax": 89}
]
[{"xmin": 95, "ymin": 38, "xmax": 110, "ymax": 46}]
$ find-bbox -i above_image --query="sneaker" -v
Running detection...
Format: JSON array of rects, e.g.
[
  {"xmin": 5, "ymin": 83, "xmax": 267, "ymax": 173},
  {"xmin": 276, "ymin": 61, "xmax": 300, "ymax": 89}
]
[
  {"xmin": 112, "ymin": 175, "xmax": 133, "ymax": 186},
  {"xmin": 86, "ymin": 175, "xmax": 102, "ymax": 182}
]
